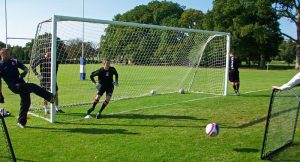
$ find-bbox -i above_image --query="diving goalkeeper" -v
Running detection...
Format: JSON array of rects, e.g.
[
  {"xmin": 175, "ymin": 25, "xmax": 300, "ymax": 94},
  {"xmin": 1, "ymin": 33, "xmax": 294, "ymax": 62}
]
[{"xmin": 85, "ymin": 59, "xmax": 119, "ymax": 119}]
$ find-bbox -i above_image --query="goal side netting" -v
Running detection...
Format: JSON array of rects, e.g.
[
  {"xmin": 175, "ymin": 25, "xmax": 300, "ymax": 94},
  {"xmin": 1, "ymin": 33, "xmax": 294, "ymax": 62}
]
[
  {"xmin": 28, "ymin": 15, "xmax": 230, "ymax": 122},
  {"xmin": 261, "ymin": 88, "xmax": 300, "ymax": 160}
]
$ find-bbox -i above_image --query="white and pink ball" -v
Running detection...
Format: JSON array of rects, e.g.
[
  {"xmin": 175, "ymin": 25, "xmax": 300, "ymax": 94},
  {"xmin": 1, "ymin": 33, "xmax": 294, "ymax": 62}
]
[{"xmin": 205, "ymin": 123, "xmax": 219, "ymax": 137}]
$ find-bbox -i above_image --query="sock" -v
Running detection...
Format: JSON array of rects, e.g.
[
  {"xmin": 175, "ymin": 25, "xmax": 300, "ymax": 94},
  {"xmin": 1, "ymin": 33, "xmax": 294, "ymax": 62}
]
[
  {"xmin": 237, "ymin": 83, "xmax": 240, "ymax": 91},
  {"xmin": 232, "ymin": 84, "xmax": 236, "ymax": 91},
  {"xmin": 92, "ymin": 99, "xmax": 99, "ymax": 109},
  {"xmin": 99, "ymin": 100, "xmax": 109, "ymax": 114},
  {"xmin": 87, "ymin": 107, "xmax": 94, "ymax": 114},
  {"xmin": 87, "ymin": 99, "xmax": 99, "ymax": 114}
]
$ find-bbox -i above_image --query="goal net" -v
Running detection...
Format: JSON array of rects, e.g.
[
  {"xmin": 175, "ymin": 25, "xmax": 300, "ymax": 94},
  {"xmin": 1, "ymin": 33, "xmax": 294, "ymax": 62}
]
[
  {"xmin": 261, "ymin": 88, "xmax": 300, "ymax": 160},
  {"xmin": 28, "ymin": 15, "xmax": 230, "ymax": 122}
]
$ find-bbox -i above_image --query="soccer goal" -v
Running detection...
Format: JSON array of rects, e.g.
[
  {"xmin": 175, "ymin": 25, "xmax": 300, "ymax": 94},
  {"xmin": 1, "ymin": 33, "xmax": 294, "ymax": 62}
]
[
  {"xmin": 28, "ymin": 15, "xmax": 230, "ymax": 123},
  {"xmin": 261, "ymin": 88, "xmax": 300, "ymax": 160},
  {"xmin": 0, "ymin": 113, "xmax": 16, "ymax": 162}
]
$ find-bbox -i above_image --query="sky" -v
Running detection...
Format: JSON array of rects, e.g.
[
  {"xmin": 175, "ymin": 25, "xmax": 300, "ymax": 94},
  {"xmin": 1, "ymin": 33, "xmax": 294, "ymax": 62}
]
[{"xmin": 0, "ymin": 0, "xmax": 296, "ymax": 47}]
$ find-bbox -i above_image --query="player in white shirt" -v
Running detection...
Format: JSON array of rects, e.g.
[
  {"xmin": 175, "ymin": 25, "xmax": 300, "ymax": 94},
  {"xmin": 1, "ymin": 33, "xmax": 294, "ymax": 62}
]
[{"xmin": 272, "ymin": 72, "xmax": 300, "ymax": 91}]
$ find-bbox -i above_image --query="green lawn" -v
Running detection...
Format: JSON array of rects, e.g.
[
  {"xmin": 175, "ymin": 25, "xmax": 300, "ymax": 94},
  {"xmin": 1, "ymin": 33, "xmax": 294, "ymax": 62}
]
[{"xmin": 0, "ymin": 68, "xmax": 299, "ymax": 161}]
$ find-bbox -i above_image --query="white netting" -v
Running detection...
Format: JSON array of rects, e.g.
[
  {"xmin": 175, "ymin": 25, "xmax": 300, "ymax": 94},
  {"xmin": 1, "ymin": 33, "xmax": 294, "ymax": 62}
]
[
  {"xmin": 28, "ymin": 16, "xmax": 229, "ymax": 121},
  {"xmin": 261, "ymin": 88, "xmax": 300, "ymax": 159}
]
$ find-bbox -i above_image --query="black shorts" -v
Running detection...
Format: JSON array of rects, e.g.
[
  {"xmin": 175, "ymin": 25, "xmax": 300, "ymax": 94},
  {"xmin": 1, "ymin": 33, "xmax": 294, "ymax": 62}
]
[
  {"xmin": 229, "ymin": 70, "xmax": 239, "ymax": 82},
  {"xmin": 97, "ymin": 85, "xmax": 114, "ymax": 97}
]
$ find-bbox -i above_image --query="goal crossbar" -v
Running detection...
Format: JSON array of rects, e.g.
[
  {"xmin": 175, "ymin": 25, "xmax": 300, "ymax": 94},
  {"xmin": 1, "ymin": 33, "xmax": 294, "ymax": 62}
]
[{"xmin": 54, "ymin": 15, "xmax": 229, "ymax": 36}]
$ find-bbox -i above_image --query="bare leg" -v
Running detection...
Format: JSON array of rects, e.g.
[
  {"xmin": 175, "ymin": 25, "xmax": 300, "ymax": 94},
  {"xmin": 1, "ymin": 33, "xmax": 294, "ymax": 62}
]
[{"xmin": 44, "ymin": 100, "xmax": 49, "ymax": 114}]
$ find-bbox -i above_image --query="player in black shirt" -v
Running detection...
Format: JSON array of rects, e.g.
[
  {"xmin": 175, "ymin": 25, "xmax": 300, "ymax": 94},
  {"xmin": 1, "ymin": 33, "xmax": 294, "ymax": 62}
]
[
  {"xmin": 85, "ymin": 59, "xmax": 119, "ymax": 119},
  {"xmin": 0, "ymin": 48, "xmax": 55, "ymax": 128},
  {"xmin": 228, "ymin": 51, "xmax": 240, "ymax": 96},
  {"xmin": 31, "ymin": 47, "xmax": 64, "ymax": 114}
]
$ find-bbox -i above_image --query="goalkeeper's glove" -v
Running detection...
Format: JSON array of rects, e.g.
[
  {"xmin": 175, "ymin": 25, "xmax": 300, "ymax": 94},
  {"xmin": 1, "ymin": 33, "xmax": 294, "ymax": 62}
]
[
  {"xmin": 36, "ymin": 74, "xmax": 43, "ymax": 81},
  {"xmin": 0, "ymin": 93, "xmax": 4, "ymax": 103},
  {"xmin": 113, "ymin": 81, "xmax": 119, "ymax": 87},
  {"xmin": 95, "ymin": 83, "xmax": 102, "ymax": 91}
]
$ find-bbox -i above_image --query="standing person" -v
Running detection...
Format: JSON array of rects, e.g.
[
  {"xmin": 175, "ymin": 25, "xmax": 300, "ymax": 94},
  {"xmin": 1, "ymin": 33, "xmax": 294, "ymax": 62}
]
[
  {"xmin": 228, "ymin": 51, "xmax": 240, "ymax": 96},
  {"xmin": 0, "ymin": 48, "xmax": 55, "ymax": 128},
  {"xmin": 272, "ymin": 72, "xmax": 300, "ymax": 91},
  {"xmin": 32, "ymin": 47, "xmax": 64, "ymax": 114},
  {"xmin": 85, "ymin": 59, "xmax": 119, "ymax": 119}
]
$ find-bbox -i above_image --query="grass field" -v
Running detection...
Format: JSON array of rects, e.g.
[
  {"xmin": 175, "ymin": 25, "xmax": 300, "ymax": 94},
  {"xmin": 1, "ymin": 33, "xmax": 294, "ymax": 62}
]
[{"xmin": 1, "ymin": 68, "xmax": 300, "ymax": 161}]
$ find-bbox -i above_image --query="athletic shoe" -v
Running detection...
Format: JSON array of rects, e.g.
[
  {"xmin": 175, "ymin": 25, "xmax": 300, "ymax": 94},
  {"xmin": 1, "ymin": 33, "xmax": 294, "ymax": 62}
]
[
  {"xmin": 235, "ymin": 91, "xmax": 240, "ymax": 96},
  {"xmin": 56, "ymin": 107, "xmax": 64, "ymax": 113},
  {"xmin": 56, "ymin": 109, "xmax": 64, "ymax": 113},
  {"xmin": 84, "ymin": 115, "xmax": 93, "ymax": 119},
  {"xmin": 0, "ymin": 108, "xmax": 10, "ymax": 117},
  {"xmin": 96, "ymin": 113, "xmax": 101, "ymax": 119},
  {"xmin": 17, "ymin": 123, "xmax": 25, "ymax": 128}
]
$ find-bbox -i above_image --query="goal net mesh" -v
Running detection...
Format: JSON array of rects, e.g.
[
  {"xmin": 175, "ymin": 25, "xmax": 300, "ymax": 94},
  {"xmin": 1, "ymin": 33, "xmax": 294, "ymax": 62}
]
[
  {"xmin": 28, "ymin": 16, "xmax": 229, "ymax": 121},
  {"xmin": 261, "ymin": 87, "xmax": 300, "ymax": 159}
]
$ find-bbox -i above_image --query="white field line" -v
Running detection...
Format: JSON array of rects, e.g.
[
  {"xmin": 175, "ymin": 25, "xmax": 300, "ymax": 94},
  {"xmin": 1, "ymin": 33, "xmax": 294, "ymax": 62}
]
[{"xmin": 242, "ymin": 89, "xmax": 270, "ymax": 94}]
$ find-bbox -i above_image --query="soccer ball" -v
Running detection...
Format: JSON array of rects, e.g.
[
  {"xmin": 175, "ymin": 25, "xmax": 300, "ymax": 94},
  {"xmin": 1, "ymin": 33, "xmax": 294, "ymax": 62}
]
[
  {"xmin": 178, "ymin": 88, "xmax": 185, "ymax": 94},
  {"xmin": 205, "ymin": 123, "xmax": 219, "ymax": 137},
  {"xmin": 150, "ymin": 90, "xmax": 156, "ymax": 96}
]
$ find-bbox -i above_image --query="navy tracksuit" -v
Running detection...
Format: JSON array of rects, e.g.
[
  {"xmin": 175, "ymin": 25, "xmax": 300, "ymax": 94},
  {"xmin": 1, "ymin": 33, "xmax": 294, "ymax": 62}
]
[{"xmin": 0, "ymin": 59, "xmax": 53, "ymax": 125}]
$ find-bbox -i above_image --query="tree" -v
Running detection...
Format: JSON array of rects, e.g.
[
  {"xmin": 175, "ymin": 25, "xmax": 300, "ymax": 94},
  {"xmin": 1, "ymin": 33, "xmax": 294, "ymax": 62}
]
[
  {"xmin": 11, "ymin": 45, "xmax": 25, "ymax": 62},
  {"xmin": 0, "ymin": 41, "xmax": 6, "ymax": 48},
  {"xmin": 279, "ymin": 40, "xmax": 296, "ymax": 66},
  {"xmin": 65, "ymin": 38, "xmax": 97, "ymax": 62},
  {"xmin": 179, "ymin": 9, "xmax": 204, "ymax": 29},
  {"xmin": 23, "ymin": 39, "xmax": 35, "ymax": 63},
  {"xmin": 272, "ymin": 0, "xmax": 300, "ymax": 69},
  {"xmin": 114, "ymin": 1, "xmax": 184, "ymax": 26},
  {"xmin": 107, "ymin": 1, "xmax": 204, "ymax": 64},
  {"xmin": 31, "ymin": 33, "xmax": 67, "ymax": 63},
  {"xmin": 208, "ymin": 0, "xmax": 282, "ymax": 68}
]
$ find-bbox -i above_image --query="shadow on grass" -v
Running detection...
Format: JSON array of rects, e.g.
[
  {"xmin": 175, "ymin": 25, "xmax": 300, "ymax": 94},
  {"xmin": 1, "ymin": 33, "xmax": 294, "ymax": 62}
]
[
  {"xmin": 269, "ymin": 142, "xmax": 300, "ymax": 162},
  {"xmin": 58, "ymin": 113, "xmax": 206, "ymax": 121},
  {"xmin": 233, "ymin": 148, "xmax": 259, "ymax": 153},
  {"xmin": 0, "ymin": 156, "xmax": 35, "ymax": 162},
  {"xmin": 59, "ymin": 120, "xmax": 205, "ymax": 129},
  {"xmin": 55, "ymin": 113, "xmax": 207, "ymax": 129},
  {"xmin": 27, "ymin": 126, "xmax": 139, "ymax": 135},
  {"xmin": 16, "ymin": 158, "xmax": 36, "ymax": 162}
]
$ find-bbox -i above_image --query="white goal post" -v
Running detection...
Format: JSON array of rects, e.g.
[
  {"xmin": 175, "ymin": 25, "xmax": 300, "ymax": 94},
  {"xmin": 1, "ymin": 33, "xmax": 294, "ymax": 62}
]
[{"xmin": 29, "ymin": 15, "xmax": 230, "ymax": 123}]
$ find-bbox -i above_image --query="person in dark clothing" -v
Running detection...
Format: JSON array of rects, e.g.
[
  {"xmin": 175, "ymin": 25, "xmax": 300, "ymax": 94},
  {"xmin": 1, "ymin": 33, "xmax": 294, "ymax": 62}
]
[
  {"xmin": 0, "ymin": 48, "xmax": 55, "ymax": 128},
  {"xmin": 31, "ymin": 47, "xmax": 64, "ymax": 114},
  {"xmin": 228, "ymin": 51, "xmax": 240, "ymax": 96},
  {"xmin": 85, "ymin": 59, "xmax": 119, "ymax": 119}
]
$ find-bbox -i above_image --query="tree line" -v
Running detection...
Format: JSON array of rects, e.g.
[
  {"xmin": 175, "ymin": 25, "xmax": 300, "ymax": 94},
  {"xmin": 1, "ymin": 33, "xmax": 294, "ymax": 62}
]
[{"xmin": 0, "ymin": 0, "xmax": 297, "ymax": 68}]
